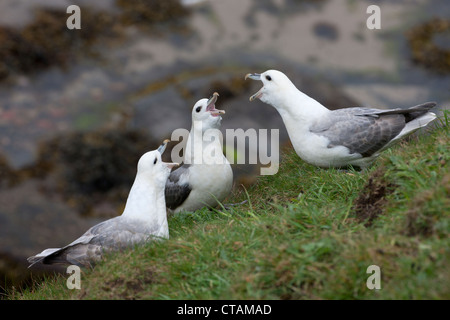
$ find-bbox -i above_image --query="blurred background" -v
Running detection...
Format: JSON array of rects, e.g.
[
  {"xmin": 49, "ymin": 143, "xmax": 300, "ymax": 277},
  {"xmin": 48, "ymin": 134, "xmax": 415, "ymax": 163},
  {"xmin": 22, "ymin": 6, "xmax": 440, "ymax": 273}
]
[{"xmin": 0, "ymin": 0, "xmax": 449, "ymax": 295}]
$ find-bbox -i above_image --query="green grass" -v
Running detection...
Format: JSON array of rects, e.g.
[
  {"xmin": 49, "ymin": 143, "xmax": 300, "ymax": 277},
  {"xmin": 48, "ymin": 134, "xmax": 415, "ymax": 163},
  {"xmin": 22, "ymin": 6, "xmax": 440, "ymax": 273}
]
[{"xmin": 10, "ymin": 112, "xmax": 450, "ymax": 300}]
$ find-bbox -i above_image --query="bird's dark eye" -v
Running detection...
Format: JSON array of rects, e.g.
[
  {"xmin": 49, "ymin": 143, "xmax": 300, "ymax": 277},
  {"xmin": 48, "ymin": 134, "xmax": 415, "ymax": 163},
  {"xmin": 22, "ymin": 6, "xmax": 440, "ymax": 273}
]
[
  {"xmin": 266, "ymin": 75, "xmax": 272, "ymax": 81},
  {"xmin": 154, "ymin": 158, "xmax": 158, "ymax": 164},
  {"xmin": 196, "ymin": 106, "xmax": 202, "ymax": 113}
]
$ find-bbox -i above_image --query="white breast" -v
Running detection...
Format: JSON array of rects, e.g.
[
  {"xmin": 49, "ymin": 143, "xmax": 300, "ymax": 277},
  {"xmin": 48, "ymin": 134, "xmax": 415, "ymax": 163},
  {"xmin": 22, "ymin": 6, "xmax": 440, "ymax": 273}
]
[{"xmin": 174, "ymin": 159, "xmax": 233, "ymax": 213}]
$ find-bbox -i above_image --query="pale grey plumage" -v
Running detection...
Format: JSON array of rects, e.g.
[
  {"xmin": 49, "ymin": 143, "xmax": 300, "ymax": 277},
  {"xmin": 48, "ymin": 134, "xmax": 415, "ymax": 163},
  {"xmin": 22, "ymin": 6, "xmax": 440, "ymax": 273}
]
[
  {"xmin": 310, "ymin": 102, "xmax": 436, "ymax": 158},
  {"xmin": 165, "ymin": 94, "xmax": 233, "ymax": 213},
  {"xmin": 165, "ymin": 164, "xmax": 192, "ymax": 211},
  {"xmin": 27, "ymin": 141, "xmax": 176, "ymax": 268},
  {"xmin": 27, "ymin": 216, "xmax": 164, "ymax": 268},
  {"xmin": 246, "ymin": 70, "xmax": 438, "ymax": 168}
]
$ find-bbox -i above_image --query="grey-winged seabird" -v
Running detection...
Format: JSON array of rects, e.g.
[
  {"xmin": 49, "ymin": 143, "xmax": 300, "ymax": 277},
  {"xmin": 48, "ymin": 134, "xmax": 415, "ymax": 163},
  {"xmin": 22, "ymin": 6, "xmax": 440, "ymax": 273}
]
[
  {"xmin": 165, "ymin": 92, "xmax": 233, "ymax": 213},
  {"xmin": 245, "ymin": 70, "xmax": 437, "ymax": 169},
  {"xmin": 27, "ymin": 140, "xmax": 178, "ymax": 268}
]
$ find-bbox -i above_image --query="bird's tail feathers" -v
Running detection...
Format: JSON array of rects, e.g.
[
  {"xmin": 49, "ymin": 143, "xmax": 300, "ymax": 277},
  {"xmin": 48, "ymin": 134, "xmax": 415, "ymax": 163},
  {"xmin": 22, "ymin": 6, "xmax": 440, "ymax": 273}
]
[
  {"xmin": 404, "ymin": 102, "xmax": 437, "ymax": 123},
  {"xmin": 408, "ymin": 101, "xmax": 437, "ymax": 111},
  {"xmin": 389, "ymin": 111, "xmax": 437, "ymax": 146},
  {"xmin": 403, "ymin": 111, "xmax": 437, "ymax": 132},
  {"xmin": 27, "ymin": 248, "xmax": 61, "ymax": 268},
  {"xmin": 373, "ymin": 102, "xmax": 436, "ymax": 118}
]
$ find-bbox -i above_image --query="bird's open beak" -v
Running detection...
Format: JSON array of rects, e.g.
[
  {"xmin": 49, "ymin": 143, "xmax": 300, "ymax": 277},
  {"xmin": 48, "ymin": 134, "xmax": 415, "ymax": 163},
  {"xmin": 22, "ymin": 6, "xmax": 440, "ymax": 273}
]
[
  {"xmin": 245, "ymin": 73, "xmax": 263, "ymax": 101},
  {"xmin": 206, "ymin": 92, "xmax": 225, "ymax": 117},
  {"xmin": 157, "ymin": 139, "xmax": 170, "ymax": 155},
  {"xmin": 245, "ymin": 73, "xmax": 261, "ymax": 81}
]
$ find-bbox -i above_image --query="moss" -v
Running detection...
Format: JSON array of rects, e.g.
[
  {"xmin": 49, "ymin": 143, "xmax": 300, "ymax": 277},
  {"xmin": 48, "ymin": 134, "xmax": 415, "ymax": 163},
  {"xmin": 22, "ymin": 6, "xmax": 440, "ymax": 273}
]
[
  {"xmin": 0, "ymin": 7, "xmax": 117, "ymax": 81},
  {"xmin": 0, "ymin": 26, "xmax": 40, "ymax": 80},
  {"xmin": 116, "ymin": 0, "xmax": 190, "ymax": 27},
  {"xmin": 406, "ymin": 18, "xmax": 450, "ymax": 74},
  {"xmin": 0, "ymin": 2, "xmax": 193, "ymax": 81},
  {"xmin": 0, "ymin": 1, "xmax": 191, "ymax": 82}
]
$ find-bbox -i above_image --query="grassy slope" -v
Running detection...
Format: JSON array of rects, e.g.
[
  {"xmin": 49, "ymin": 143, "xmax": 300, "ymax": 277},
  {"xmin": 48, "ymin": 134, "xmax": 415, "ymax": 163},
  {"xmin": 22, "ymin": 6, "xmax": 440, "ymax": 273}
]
[{"xmin": 13, "ymin": 113, "xmax": 449, "ymax": 300}]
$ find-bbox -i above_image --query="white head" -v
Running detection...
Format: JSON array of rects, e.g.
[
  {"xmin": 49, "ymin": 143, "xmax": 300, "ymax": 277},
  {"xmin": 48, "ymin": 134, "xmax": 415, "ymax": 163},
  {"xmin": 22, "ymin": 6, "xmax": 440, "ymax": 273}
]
[
  {"xmin": 191, "ymin": 92, "xmax": 225, "ymax": 131},
  {"xmin": 136, "ymin": 140, "xmax": 178, "ymax": 187},
  {"xmin": 245, "ymin": 70, "xmax": 298, "ymax": 108}
]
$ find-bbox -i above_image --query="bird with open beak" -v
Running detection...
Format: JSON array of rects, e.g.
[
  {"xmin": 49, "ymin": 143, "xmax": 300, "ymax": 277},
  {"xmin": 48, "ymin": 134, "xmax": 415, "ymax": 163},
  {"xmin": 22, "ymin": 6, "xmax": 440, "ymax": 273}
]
[
  {"xmin": 245, "ymin": 70, "xmax": 437, "ymax": 169},
  {"xmin": 165, "ymin": 92, "xmax": 233, "ymax": 214},
  {"xmin": 28, "ymin": 140, "xmax": 178, "ymax": 268}
]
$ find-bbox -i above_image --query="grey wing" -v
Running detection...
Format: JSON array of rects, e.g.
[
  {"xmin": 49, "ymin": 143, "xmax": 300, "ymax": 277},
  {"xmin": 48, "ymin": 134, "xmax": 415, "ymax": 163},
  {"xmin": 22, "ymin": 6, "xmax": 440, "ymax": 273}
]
[
  {"xmin": 76, "ymin": 216, "xmax": 158, "ymax": 250},
  {"xmin": 352, "ymin": 102, "xmax": 436, "ymax": 121},
  {"xmin": 311, "ymin": 108, "xmax": 406, "ymax": 157},
  {"xmin": 165, "ymin": 164, "xmax": 192, "ymax": 210},
  {"xmin": 27, "ymin": 233, "xmax": 100, "ymax": 267},
  {"xmin": 28, "ymin": 217, "xmax": 151, "ymax": 267}
]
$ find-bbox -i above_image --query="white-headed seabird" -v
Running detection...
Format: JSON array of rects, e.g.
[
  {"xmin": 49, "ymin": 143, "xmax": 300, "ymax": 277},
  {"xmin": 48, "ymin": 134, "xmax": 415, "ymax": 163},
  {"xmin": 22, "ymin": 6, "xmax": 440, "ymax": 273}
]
[
  {"xmin": 27, "ymin": 140, "xmax": 178, "ymax": 268},
  {"xmin": 245, "ymin": 70, "xmax": 437, "ymax": 169},
  {"xmin": 165, "ymin": 93, "xmax": 233, "ymax": 213}
]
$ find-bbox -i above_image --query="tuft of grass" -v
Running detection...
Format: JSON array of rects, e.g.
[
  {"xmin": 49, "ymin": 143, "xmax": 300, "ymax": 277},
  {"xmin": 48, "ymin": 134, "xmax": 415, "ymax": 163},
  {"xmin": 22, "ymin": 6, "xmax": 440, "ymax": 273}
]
[{"xmin": 11, "ymin": 112, "xmax": 450, "ymax": 300}]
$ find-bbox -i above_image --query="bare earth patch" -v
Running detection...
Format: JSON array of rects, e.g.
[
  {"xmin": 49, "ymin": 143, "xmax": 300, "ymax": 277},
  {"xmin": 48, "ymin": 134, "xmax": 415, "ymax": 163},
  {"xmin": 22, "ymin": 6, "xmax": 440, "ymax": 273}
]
[{"xmin": 351, "ymin": 168, "xmax": 396, "ymax": 227}]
